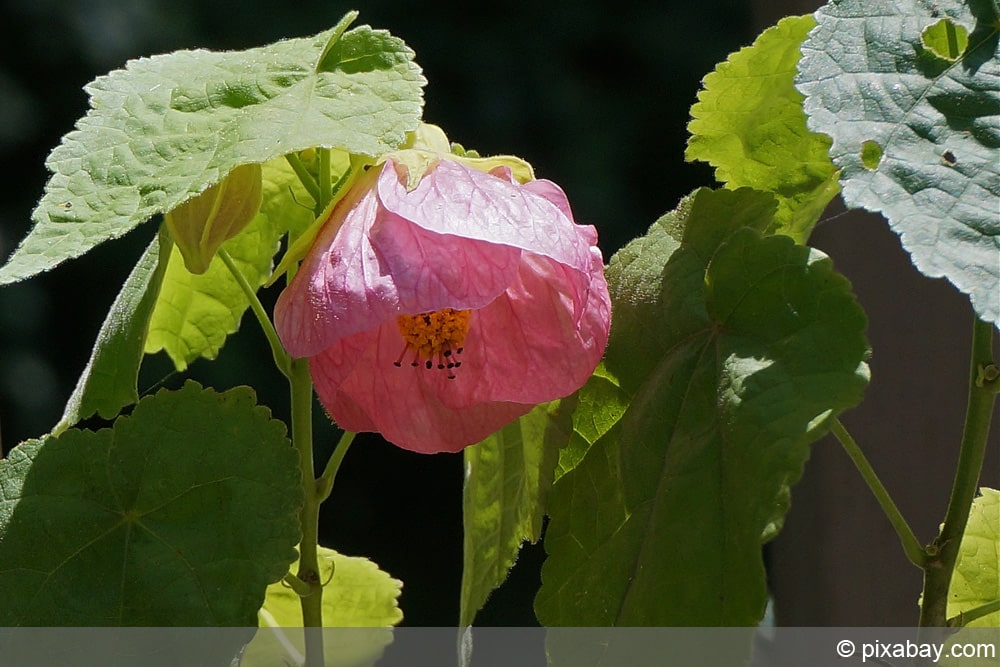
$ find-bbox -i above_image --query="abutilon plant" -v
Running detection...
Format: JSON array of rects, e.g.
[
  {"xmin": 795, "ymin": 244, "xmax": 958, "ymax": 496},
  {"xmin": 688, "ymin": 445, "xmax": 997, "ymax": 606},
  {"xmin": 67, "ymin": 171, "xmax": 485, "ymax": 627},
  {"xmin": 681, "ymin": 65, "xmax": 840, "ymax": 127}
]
[{"xmin": 0, "ymin": 3, "xmax": 996, "ymax": 665}]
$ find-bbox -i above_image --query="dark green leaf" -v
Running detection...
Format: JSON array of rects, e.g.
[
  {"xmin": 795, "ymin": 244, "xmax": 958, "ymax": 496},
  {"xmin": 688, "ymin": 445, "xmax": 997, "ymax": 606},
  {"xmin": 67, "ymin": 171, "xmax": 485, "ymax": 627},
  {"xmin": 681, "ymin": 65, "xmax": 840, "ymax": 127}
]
[
  {"xmin": 0, "ymin": 381, "xmax": 302, "ymax": 626},
  {"xmin": 535, "ymin": 188, "xmax": 870, "ymax": 626}
]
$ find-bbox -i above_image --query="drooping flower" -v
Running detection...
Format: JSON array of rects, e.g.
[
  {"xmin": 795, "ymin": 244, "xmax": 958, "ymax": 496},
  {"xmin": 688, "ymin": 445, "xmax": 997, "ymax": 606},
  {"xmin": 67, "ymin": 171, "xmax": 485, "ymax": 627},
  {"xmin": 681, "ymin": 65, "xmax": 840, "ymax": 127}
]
[{"xmin": 274, "ymin": 142, "xmax": 611, "ymax": 453}]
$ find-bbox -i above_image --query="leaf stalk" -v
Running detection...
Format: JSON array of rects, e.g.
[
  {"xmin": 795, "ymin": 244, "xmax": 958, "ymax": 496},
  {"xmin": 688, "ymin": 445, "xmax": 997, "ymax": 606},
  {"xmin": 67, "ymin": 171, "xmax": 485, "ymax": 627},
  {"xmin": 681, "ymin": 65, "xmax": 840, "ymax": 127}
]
[
  {"xmin": 217, "ymin": 248, "xmax": 291, "ymax": 377},
  {"xmin": 317, "ymin": 430, "xmax": 356, "ymax": 503},
  {"xmin": 832, "ymin": 418, "xmax": 926, "ymax": 568}
]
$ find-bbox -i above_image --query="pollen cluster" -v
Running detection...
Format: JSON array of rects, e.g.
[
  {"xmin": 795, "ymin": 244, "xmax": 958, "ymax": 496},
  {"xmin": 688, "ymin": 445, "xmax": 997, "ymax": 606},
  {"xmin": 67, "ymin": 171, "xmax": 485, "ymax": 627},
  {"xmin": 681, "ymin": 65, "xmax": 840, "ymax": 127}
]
[{"xmin": 394, "ymin": 308, "xmax": 471, "ymax": 378}]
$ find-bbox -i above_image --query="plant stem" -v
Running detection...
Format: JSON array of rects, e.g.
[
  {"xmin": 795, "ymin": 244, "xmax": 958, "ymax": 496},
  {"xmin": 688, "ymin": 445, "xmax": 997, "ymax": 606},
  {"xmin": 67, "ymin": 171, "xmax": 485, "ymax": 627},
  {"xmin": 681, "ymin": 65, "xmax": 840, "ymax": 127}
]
[
  {"xmin": 218, "ymin": 248, "xmax": 291, "ymax": 378},
  {"xmin": 316, "ymin": 431, "xmax": 356, "ymax": 503},
  {"xmin": 285, "ymin": 152, "xmax": 321, "ymax": 206},
  {"xmin": 919, "ymin": 316, "xmax": 997, "ymax": 627},
  {"xmin": 290, "ymin": 357, "xmax": 325, "ymax": 664},
  {"xmin": 832, "ymin": 418, "xmax": 926, "ymax": 568},
  {"xmin": 317, "ymin": 148, "xmax": 332, "ymax": 214}
]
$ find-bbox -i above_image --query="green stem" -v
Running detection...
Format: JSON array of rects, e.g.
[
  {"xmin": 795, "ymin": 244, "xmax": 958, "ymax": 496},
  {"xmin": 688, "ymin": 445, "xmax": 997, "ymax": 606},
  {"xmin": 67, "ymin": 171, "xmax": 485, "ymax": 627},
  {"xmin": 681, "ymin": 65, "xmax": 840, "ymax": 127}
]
[
  {"xmin": 832, "ymin": 418, "xmax": 926, "ymax": 568},
  {"xmin": 218, "ymin": 249, "xmax": 291, "ymax": 378},
  {"xmin": 290, "ymin": 357, "xmax": 325, "ymax": 664},
  {"xmin": 947, "ymin": 599, "xmax": 1000, "ymax": 628},
  {"xmin": 317, "ymin": 148, "xmax": 333, "ymax": 214},
  {"xmin": 285, "ymin": 152, "xmax": 321, "ymax": 206},
  {"xmin": 316, "ymin": 431, "xmax": 356, "ymax": 503},
  {"xmin": 920, "ymin": 317, "xmax": 997, "ymax": 627}
]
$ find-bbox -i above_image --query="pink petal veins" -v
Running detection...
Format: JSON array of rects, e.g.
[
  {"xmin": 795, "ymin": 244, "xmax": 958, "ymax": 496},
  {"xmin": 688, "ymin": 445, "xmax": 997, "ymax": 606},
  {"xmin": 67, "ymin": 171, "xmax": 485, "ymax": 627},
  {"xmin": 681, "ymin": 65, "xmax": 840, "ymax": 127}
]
[{"xmin": 378, "ymin": 159, "xmax": 594, "ymax": 274}]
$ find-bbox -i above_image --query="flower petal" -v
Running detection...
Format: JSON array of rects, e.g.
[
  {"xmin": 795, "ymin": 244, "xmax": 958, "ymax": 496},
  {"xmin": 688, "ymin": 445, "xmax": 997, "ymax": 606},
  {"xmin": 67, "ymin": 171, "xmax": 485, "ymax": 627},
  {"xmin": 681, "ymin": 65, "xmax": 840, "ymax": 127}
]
[
  {"xmin": 275, "ymin": 163, "xmax": 522, "ymax": 358},
  {"xmin": 378, "ymin": 159, "xmax": 594, "ymax": 274},
  {"xmin": 274, "ymin": 168, "xmax": 386, "ymax": 358},
  {"xmin": 454, "ymin": 250, "xmax": 610, "ymax": 405},
  {"xmin": 309, "ymin": 324, "xmax": 533, "ymax": 453},
  {"xmin": 369, "ymin": 208, "xmax": 521, "ymax": 313}
]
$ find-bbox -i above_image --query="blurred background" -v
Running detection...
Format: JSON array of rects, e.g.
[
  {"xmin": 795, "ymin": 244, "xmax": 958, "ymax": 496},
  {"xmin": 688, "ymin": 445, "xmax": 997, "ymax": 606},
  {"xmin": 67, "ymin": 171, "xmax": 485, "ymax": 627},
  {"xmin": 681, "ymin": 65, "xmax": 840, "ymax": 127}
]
[{"xmin": 0, "ymin": 0, "xmax": 996, "ymax": 626}]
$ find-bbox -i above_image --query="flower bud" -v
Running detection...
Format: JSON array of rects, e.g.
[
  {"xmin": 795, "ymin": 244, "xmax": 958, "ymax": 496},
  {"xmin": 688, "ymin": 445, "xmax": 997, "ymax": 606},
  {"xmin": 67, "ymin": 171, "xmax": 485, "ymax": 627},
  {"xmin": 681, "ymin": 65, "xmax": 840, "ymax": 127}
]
[{"xmin": 165, "ymin": 163, "xmax": 262, "ymax": 274}]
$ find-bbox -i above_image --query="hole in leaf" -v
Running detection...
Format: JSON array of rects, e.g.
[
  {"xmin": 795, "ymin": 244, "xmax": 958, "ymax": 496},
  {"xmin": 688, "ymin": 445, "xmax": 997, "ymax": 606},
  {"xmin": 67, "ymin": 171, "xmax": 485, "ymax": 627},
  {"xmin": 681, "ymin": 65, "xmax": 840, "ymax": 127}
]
[
  {"xmin": 942, "ymin": 150, "xmax": 957, "ymax": 165},
  {"xmin": 922, "ymin": 19, "xmax": 969, "ymax": 62},
  {"xmin": 860, "ymin": 140, "xmax": 883, "ymax": 170}
]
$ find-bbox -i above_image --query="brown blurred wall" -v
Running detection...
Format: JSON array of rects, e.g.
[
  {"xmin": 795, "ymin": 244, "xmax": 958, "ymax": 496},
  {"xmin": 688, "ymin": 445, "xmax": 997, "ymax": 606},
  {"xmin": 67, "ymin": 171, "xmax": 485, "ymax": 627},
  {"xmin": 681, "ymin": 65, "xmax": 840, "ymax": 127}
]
[{"xmin": 750, "ymin": 0, "xmax": 1000, "ymax": 626}]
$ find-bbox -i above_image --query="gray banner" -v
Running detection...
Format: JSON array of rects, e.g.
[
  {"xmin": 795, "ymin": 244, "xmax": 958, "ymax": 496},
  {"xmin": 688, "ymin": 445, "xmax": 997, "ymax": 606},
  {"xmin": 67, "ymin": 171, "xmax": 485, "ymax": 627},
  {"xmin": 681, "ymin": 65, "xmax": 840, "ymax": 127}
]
[{"xmin": 0, "ymin": 626, "xmax": 996, "ymax": 666}]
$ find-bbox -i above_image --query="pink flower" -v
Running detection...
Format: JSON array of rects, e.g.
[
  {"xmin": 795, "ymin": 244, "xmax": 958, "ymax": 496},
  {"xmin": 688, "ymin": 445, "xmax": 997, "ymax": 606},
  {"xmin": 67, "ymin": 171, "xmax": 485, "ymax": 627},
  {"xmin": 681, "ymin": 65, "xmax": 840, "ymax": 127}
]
[{"xmin": 274, "ymin": 157, "xmax": 611, "ymax": 453}]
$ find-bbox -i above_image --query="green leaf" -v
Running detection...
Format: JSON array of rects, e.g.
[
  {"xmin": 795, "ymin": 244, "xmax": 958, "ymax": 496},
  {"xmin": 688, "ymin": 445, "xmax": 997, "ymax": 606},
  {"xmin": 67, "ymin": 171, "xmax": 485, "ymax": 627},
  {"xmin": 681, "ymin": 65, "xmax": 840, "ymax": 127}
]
[
  {"xmin": 54, "ymin": 231, "xmax": 170, "ymax": 432},
  {"xmin": 243, "ymin": 545, "xmax": 402, "ymax": 667},
  {"xmin": 948, "ymin": 488, "xmax": 1000, "ymax": 627},
  {"xmin": 686, "ymin": 15, "xmax": 840, "ymax": 241},
  {"xmin": 0, "ymin": 12, "xmax": 425, "ymax": 286},
  {"xmin": 0, "ymin": 381, "xmax": 302, "ymax": 626},
  {"xmin": 460, "ymin": 402, "xmax": 565, "ymax": 627},
  {"xmin": 535, "ymin": 188, "xmax": 870, "ymax": 626},
  {"xmin": 144, "ymin": 157, "xmax": 316, "ymax": 370},
  {"xmin": 796, "ymin": 0, "xmax": 1000, "ymax": 325}
]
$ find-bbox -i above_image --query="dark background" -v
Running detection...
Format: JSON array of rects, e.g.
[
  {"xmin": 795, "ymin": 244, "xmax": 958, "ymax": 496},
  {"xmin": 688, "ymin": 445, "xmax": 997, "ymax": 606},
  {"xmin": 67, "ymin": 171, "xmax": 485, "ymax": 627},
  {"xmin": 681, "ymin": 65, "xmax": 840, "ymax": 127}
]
[{"xmin": 0, "ymin": 0, "xmax": 996, "ymax": 626}]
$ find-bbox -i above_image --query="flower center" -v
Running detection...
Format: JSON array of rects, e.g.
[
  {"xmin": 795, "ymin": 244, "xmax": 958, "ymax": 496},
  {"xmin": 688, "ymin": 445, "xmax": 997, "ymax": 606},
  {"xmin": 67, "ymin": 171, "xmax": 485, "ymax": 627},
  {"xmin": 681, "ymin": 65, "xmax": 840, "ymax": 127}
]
[{"xmin": 394, "ymin": 308, "xmax": 471, "ymax": 379}]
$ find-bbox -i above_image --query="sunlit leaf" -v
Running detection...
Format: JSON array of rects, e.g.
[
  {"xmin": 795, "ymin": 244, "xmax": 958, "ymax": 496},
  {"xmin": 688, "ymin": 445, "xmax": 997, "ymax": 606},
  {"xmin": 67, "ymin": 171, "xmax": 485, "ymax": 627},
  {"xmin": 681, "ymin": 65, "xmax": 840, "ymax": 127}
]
[
  {"xmin": 948, "ymin": 488, "xmax": 1000, "ymax": 627},
  {"xmin": 144, "ymin": 157, "xmax": 317, "ymax": 370},
  {"xmin": 0, "ymin": 12, "xmax": 424, "ymax": 286},
  {"xmin": 796, "ymin": 0, "xmax": 1000, "ymax": 324},
  {"xmin": 243, "ymin": 546, "xmax": 402, "ymax": 667},
  {"xmin": 460, "ymin": 402, "xmax": 565, "ymax": 627},
  {"xmin": 687, "ymin": 14, "xmax": 839, "ymax": 241}
]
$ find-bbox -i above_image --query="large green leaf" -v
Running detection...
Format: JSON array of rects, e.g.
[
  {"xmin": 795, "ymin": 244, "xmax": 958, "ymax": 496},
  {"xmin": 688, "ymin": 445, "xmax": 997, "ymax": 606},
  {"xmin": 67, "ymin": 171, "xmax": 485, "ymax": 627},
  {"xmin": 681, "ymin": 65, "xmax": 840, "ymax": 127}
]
[
  {"xmin": 55, "ymin": 231, "xmax": 170, "ymax": 432},
  {"xmin": 687, "ymin": 15, "xmax": 840, "ymax": 241},
  {"xmin": 459, "ymin": 402, "xmax": 565, "ymax": 627},
  {"xmin": 0, "ymin": 11, "xmax": 425, "ymax": 286},
  {"xmin": 243, "ymin": 545, "xmax": 402, "ymax": 667},
  {"xmin": 535, "ymin": 188, "xmax": 870, "ymax": 626},
  {"xmin": 796, "ymin": 0, "xmax": 1000, "ymax": 325},
  {"xmin": 0, "ymin": 381, "xmax": 302, "ymax": 626},
  {"xmin": 144, "ymin": 156, "xmax": 319, "ymax": 370}
]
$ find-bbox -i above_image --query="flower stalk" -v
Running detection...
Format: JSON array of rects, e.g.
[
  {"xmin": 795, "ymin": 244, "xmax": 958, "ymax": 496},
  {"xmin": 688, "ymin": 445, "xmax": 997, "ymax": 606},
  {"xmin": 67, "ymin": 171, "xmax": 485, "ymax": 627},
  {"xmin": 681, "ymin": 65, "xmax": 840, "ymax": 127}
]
[
  {"xmin": 290, "ymin": 357, "xmax": 326, "ymax": 664},
  {"xmin": 219, "ymin": 245, "xmax": 329, "ymax": 666}
]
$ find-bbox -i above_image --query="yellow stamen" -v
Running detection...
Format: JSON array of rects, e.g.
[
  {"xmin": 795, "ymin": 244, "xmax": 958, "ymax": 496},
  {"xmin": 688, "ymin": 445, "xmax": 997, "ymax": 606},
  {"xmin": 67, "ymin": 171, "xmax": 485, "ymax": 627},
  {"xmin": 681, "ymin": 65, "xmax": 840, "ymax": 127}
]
[{"xmin": 394, "ymin": 308, "xmax": 471, "ymax": 379}]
